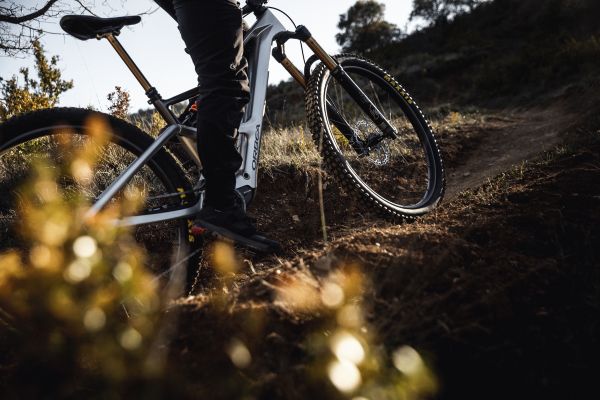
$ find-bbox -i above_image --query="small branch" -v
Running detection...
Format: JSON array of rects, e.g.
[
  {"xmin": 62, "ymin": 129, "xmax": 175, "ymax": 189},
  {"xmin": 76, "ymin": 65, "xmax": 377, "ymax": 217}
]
[
  {"xmin": 0, "ymin": 0, "xmax": 60, "ymax": 24},
  {"xmin": 73, "ymin": 0, "xmax": 98, "ymax": 17}
]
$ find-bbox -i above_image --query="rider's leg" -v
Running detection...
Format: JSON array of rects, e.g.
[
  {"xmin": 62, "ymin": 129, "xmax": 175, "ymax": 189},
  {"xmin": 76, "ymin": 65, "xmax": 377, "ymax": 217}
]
[
  {"xmin": 156, "ymin": 0, "xmax": 279, "ymax": 251},
  {"xmin": 154, "ymin": 0, "xmax": 176, "ymax": 19},
  {"xmin": 171, "ymin": 0, "xmax": 249, "ymax": 209}
]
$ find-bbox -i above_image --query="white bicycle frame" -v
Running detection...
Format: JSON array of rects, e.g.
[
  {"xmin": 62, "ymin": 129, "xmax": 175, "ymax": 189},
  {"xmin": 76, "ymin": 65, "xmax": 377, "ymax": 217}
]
[
  {"xmin": 85, "ymin": 9, "xmax": 288, "ymax": 226},
  {"xmin": 84, "ymin": 6, "xmax": 399, "ymax": 227}
]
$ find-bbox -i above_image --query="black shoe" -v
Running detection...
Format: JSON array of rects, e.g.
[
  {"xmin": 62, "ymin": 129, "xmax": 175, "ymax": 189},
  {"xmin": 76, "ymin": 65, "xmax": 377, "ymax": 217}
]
[{"xmin": 192, "ymin": 205, "xmax": 281, "ymax": 254}]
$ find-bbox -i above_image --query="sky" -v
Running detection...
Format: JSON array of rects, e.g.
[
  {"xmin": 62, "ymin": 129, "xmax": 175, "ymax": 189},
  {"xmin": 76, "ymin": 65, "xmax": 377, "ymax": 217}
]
[{"xmin": 0, "ymin": 0, "xmax": 414, "ymax": 112}]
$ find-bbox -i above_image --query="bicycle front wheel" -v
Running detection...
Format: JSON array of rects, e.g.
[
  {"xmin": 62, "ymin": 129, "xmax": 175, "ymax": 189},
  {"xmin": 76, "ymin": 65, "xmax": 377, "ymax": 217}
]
[
  {"xmin": 306, "ymin": 55, "xmax": 445, "ymax": 220},
  {"xmin": 0, "ymin": 108, "xmax": 200, "ymax": 285}
]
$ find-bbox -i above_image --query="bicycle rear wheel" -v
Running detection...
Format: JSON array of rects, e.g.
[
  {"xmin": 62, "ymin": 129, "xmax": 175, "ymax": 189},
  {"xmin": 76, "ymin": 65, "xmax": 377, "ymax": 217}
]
[
  {"xmin": 306, "ymin": 55, "xmax": 445, "ymax": 220},
  {"xmin": 0, "ymin": 108, "xmax": 200, "ymax": 285}
]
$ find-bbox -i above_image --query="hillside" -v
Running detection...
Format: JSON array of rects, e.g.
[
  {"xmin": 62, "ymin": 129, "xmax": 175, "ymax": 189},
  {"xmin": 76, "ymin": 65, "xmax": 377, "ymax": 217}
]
[
  {"xmin": 168, "ymin": 0, "xmax": 600, "ymax": 397},
  {"xmin": 164, "ymin": 97, "xmax": 599, "ymax": 399},
  {"xmin": 1, "ymin": 0, "xmax": 599, "ymax": 398},
  {"xmin": 266, "ymin": 0, "xmax": 600, "ymax": 126},
  {"xmin": 382, "ymin": 0, "xmax": 600, "ymax": 104}
]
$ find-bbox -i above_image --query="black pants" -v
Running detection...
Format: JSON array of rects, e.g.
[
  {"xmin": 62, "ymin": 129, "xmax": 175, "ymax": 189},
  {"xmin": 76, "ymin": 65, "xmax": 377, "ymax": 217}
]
[{"xmin": 155, "ymin": 0, "xmax": 250, "ymax": 208}]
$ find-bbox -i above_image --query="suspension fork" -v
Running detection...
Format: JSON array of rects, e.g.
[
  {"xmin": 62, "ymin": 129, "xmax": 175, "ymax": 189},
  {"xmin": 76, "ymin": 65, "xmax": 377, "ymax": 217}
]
[
  {"xmin": 272, "ymin": 26, "xmax": 399, "ymax": 149},
  {"xmin": 272, "ymin": 41, "xmax": 367, "ymax": 155}
]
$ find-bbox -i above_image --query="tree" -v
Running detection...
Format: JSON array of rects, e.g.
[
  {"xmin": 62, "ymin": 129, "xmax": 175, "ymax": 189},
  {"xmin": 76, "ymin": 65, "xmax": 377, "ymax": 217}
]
[
  {"xmin": 410, "ymin": 0, "xmax": 488, "ymax": 25},
  {"xmin": 336, "ymin": 0, "xmax": 401, "ymax": 54},
  {"xmin": 1, "ymin": 1, "xmax": 82, "ymax": 55},
  {"xmin": 0, "ymin": 1, "xmax": 145, "ymax": 56},
  {"xmin": 0, "ymin": 40, "xmax": 73, "ymax": 121}
]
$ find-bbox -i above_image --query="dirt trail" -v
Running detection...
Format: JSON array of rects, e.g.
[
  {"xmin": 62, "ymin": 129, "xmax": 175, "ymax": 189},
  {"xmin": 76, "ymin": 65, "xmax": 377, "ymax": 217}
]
[
  {"xmin": 174, "ymin": 103, "xmax": 598, "ymax": 399},
  {"xmin": 444, "ymin": 106, "xmax": 577, "ymax": 199},
  {"xmin": 245, "ymin": 104, "xmax": 580, "ymax": 262}
]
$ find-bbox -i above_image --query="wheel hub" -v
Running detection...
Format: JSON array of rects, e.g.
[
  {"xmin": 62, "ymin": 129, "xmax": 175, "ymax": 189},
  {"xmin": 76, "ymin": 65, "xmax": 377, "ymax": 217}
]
[{"xmin": 354, "ymin": 120, "xmax": 391, "ymax": 166}]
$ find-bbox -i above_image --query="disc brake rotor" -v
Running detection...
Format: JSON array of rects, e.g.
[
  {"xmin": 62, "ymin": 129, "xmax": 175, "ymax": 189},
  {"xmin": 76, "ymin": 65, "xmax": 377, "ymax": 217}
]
[{"xmin": 354, "ymin": 120, "xmax": 391, "ymax": 166}]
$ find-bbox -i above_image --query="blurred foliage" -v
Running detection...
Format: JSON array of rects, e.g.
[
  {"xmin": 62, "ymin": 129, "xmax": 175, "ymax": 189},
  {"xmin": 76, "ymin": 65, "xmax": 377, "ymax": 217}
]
[
  {"xmin": 274, "ymin": 263, "xmax": 438, "ymax": 399},
  {"xmin": 0, "ymin": 39, "xmax": 73, "ymax": 121},
  {"xmin": 336, "ymin": 0, "xmax": 402, "ymax": 55},
  {"xmin": 171, "ymin": 246, "xmax": 438, "ymax": 399},
  {"xmin": 0, "ymin": 116, "xmax": 167, "ymax": 398},
  {"xmin": 0, "ymin": 112, "xmax": 436, "ymax": 398}
]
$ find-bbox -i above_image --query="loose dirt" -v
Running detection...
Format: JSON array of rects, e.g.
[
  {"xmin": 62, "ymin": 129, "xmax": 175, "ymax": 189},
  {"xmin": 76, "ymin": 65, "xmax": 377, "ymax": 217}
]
[
  {"xmin": 175, "ymin": 102, "xmax": 599, "ymax": 399},
  {"xmin": 2, "ymin": 102, "xmax": 595, "ymax": 399}
]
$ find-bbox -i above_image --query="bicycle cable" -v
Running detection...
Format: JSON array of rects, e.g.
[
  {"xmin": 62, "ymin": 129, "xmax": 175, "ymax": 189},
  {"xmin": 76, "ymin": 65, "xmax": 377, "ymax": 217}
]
[{"xmin": 267, "ymin": 6, "xmax": 307, "ymax": 64}]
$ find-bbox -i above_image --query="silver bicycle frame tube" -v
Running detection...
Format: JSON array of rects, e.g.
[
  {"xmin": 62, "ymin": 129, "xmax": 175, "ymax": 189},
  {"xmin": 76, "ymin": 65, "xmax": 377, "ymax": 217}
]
[
  {"xmin": 89, "ymin": 10, "xmax": 287, "ymax": 227},
  {"xmin": 236, "ymin": 11, "xmax": 287, "ymax": 190},
  {"xmin": 85, "ymin": 124, "xmax": 182, "ymax": 220}
]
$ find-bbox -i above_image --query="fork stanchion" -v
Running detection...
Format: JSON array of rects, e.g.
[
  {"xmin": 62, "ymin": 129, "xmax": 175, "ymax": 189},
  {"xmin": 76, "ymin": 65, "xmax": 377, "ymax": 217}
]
[
  {"xmin": 272, "ymin": 46, "xmax": 306, "ymax": 88},
  {"xmin": 280, "ymin": 58, "xmax": 306, "ymax": 88},
  {"xmin": 296, "ymin": 28, "xmax": 399, "ymax": 140},
  {"xmin": 303, "ymin": 37, "xmax": 338, "ymax": 72}
]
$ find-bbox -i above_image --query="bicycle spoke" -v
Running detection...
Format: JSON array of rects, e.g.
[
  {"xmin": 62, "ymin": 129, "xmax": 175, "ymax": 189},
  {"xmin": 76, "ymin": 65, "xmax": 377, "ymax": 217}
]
[{"xmin": 322, "ymin": 62, "xmax": 433, "ymax": 207}]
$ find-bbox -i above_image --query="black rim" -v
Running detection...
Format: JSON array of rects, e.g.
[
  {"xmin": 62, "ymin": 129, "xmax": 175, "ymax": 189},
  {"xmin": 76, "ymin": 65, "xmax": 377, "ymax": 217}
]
[
  {"xmin": 0, "ymin": 123, "xmax": 190, "ymax": 277},
  {"xmin": 322, "ymin": 60, "xmax": 439, "ymax": 211}
]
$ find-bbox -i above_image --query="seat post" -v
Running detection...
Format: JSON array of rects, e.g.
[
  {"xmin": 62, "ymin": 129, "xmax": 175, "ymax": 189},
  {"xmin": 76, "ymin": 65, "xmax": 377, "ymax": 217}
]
[{"xmin": 103, "ymin": 33, "xmax": 153, "ymax": 93}]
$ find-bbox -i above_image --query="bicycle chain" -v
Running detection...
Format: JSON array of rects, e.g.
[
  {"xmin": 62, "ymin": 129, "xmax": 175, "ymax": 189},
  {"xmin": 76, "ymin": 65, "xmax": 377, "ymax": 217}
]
[{"xmin": 144, "ymin": 188, "xmax": 201, "ymax": 202}]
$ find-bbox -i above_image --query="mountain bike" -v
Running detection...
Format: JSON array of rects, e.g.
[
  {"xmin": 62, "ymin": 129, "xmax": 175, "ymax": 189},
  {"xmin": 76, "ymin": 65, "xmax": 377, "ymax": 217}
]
[{"xmin": 0, "ymin": 0, "xmax": 445, "ymax": 284}]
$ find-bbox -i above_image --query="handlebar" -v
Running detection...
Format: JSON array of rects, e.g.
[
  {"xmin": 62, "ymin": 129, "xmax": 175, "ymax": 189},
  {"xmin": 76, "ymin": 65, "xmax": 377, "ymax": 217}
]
[{"xmin": 242, "ymin": 0, "xmax": 268, "ymax": 15}]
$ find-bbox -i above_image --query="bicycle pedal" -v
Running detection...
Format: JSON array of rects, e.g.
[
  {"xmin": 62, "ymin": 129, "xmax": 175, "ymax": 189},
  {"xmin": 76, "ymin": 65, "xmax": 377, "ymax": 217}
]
[{"xmin": 194, "ymin": 224, "xmax": 281, "ymax": 255}]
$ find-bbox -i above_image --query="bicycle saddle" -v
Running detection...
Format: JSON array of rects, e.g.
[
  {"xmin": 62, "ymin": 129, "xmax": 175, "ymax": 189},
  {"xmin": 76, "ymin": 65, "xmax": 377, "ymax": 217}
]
[{"xmin": 60, "ymin": 15, "xmax": 141, "ymax": 40}]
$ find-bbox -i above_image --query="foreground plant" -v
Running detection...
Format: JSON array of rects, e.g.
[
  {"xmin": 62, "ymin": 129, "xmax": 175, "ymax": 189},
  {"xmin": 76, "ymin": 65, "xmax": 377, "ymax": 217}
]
[
  {"xmin": 0, "ymin": 114, "xmax": 437, "ymax": 399},
  {"xmin": 0, "ymin": 116, "xmax": 165, "ymax": 398},
  {"xmin": 276, "ymin": 263, "xmax": 438, "ymax": 399},
  {"xmin": 174, "ymin": 243, "xmax": 438, "ymax": 399}
]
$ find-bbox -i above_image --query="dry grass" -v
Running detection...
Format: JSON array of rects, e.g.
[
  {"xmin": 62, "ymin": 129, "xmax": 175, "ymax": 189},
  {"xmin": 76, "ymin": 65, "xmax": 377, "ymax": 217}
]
[
  {"xmin": 259, "ymin": 125, "xmax": 321, "ymax": 171},
  {"xmin": 259, "ymin": 110, "xmax": 484, "ymax": 172},
  {"xmin": 260, "ymin": 112, "xmax": 484, "ymax": 171}
]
